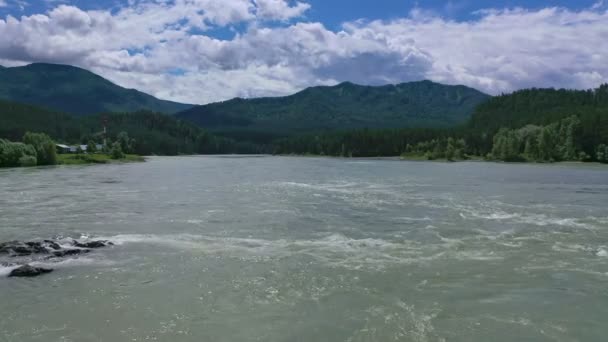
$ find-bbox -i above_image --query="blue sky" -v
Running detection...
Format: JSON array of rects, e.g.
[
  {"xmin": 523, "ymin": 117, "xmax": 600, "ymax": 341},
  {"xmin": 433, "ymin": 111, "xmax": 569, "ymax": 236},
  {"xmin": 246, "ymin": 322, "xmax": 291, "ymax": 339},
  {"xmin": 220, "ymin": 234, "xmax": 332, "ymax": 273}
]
[
  {"xmin": 2, "ymin": 1, "xmax": 602, "ymax": 26},
  {"xmin": 0, "ymin": 0, "xmax": 606, "ymax": 103},
  {"xmin": 3, "ymin": 1, "xmax": 602, "ymax": 17}
]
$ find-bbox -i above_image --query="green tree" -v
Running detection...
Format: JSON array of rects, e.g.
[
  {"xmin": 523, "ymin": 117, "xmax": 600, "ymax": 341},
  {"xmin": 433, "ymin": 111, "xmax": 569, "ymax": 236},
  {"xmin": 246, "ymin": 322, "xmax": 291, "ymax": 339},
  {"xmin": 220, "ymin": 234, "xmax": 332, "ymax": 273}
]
[
  {"xmin": 18, "ymin": 155, "xmax": 37, "ymax": 167},
  {"xmin": 0, "ymin": 139, "xmax": 37, "ymax": 168},
  {"xmin": 557, "ymin": 116, "xmax": 580, "ymax": 161},
  {"xmin": 446, "ymin": 137, "xmax": 456, "ymax": 161},
  {"xmin": 597, "ymin": 144, "xmax": 608, "ymax": 163},
  {"xmin": 110, "ymin": 142, "xmax": 125, "ymax": 159},
  {"xmin": 491, "ymin": 129, "xmax": 522, "ymax": 161},
  {"xmin": 117, "ymin": 131, "xmax": 133, "ymax": 154},
  {"xmin": 537, "ymin": 126, "xmax": 555, "ymax": 162},
  {"xmin": 22, "ymin": 132, "xmax": 57, "ymax": 165},
  {"xmin": 87, "ymin": 140, "xmax": 97, "ymax": 154},
  {"xmin": 455, "ymin": 138, "xmax": 466, "ymax": 159}
]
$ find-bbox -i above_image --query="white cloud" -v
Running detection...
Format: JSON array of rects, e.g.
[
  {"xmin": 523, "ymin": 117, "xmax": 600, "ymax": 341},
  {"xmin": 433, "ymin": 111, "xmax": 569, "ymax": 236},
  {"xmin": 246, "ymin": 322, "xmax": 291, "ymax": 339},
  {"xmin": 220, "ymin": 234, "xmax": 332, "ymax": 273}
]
[
  {"xmin": 254, "ymin": 0, "xmax": 310, "ymax": 21},
  {"xmin": 0, "ymin": 1, "xmax": 6, "ymax": 8},
  {"xmin": 592, "ymin": 1, "xmax": 605, "ymax": 10},
  {"xmin": 0, "ymin": 2, "xmax": 607, "ymax": 104}
]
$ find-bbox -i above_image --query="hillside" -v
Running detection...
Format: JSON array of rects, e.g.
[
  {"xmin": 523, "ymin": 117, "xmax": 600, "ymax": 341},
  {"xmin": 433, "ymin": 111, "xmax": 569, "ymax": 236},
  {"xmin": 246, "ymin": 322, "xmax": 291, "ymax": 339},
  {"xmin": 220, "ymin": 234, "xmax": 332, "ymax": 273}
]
[
  {"xmin": 274, "ymin": 85, "xmax": 608, "ymax": 161},
  {"xmin": 176, "ymin": 80, "xmax": 490, "ymax": 140},
  {"xmin": 0, "ymin": 63, "xmax": 192, "ymax": 116},
  {"xmin": 0, "ymin": 99, "xmax": 79, "ymax": 141},
  {"xmin": 0, "ymin": 99, "xmax": 260, "ymax": 155},
  {"xmin": 467, "ymin": 85, "xmax": 608, "ymax": 155}
]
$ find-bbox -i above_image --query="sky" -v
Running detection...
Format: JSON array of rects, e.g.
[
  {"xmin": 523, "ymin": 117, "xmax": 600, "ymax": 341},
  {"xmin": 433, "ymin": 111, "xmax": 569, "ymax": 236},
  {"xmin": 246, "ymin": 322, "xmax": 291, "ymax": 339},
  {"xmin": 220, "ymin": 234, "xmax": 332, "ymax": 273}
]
[{"xmin": 0, "ymin": 0, "xmax": 607, "ymax": 104}]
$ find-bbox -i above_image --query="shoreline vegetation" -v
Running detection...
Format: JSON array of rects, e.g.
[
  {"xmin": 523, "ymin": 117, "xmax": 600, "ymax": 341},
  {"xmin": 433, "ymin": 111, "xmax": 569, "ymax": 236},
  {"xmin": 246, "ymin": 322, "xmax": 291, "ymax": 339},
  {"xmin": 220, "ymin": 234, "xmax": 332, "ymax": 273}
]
[
  {"xmin": 279, "ymin": 153, "xmax": 607, "ymax": 166},
  {"xmin": 273, "ymin": 86, "xmax": 608, "ymax": 165},
  {"xmin": 57, "ymin": 154, "xmax": 145, "ymax": 165},
  {"xmin": 0, "ymin": 131, "xmax": 144, "ymax": 169}
]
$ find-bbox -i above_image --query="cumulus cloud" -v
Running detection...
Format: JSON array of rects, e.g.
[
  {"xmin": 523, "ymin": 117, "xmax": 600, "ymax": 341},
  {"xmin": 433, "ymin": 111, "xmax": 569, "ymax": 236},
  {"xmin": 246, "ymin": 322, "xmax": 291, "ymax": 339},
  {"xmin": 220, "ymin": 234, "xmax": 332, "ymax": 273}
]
[
  {"xmin": 343, "ymin": 7, "xmax": 608, "ymax": 94},
  {"xmin": 254, "ymin": 0, "xmax": 310, "ymax": 21},
  {"xmin": 0, "ymin": 1, "xmax": 607, "ymax": 104}
]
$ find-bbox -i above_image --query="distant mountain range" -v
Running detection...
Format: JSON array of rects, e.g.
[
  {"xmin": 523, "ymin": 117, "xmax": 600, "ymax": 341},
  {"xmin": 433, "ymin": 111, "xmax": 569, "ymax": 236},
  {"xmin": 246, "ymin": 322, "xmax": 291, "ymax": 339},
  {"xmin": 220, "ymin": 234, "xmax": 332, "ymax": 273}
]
[
  {"xmin": 1, "ymin": 62, "xmax": 605, "ymax": 160},
  {"xmin": 175, "ymin": 81, "xmax": 490, "ymax": 140},
  {"xmin": 0, "ymin": 63, "xmax": 192, "ymax": 115},
  {"xmin": 0, "ymin": 63, "xmax": 490, "ymax": 137}
]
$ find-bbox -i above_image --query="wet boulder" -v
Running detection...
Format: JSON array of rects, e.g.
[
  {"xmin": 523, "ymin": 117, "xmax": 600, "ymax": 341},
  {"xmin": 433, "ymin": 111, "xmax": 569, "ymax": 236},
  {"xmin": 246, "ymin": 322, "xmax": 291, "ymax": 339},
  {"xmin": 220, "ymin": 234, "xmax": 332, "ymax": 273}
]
[
  {"xmin": 73, "ymin": 240, "xmax": 113, "ymax": 249},
  {"xmin": 51, "ymin": 249, "xmax": 90, "ymax": 258},
  {"xmin": 25, "ymin": 242, "xmax": 49, "ymax": 254},
  {"xmin": 0, "ymin": 241, "xmax": 18, "ymax": 254},
  {"xmin": 0, "ymin": 240, "xmax": 63, "ymax": 256},
  {"xmin": 43, "ymin": 240, "xmax": 62, "ymax": 250},
  {"xmin": 1, "ymin": 238, "xmax": 114, "ymax": 276},
  {"xmin": 10, "ymin": 245, "xmax": 35, "ymax": 256},
  {"xmin": 8, "ymin": 265, "xmax": 53, "ymax": 277}
]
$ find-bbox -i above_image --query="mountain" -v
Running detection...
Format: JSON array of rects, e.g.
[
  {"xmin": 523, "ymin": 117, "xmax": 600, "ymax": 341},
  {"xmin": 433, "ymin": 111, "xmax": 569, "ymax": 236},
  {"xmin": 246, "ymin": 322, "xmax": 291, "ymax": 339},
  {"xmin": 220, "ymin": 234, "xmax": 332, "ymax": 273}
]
[
  {"xmin": 273, "ymin": 85, "xmax": 608, "ymax": 161},
  {"xmin": 0, "ymin": 63, "xmax": 192, "ymax": 116},
  {"xmin": 175, "ymin": 80, "xmax": 491, "ymax": 141}
]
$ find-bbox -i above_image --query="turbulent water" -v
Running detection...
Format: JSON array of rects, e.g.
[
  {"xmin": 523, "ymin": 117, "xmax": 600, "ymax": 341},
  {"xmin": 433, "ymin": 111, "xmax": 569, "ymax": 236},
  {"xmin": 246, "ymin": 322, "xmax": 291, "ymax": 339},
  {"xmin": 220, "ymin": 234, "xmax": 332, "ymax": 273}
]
[{"xmin": 1, "ymin": 156, "xmax": 608, "ymax": 341}]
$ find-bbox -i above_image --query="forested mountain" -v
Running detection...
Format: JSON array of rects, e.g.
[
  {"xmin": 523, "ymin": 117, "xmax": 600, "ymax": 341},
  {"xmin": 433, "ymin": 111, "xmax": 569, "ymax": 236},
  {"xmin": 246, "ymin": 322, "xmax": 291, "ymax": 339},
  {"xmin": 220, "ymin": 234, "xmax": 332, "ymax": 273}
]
[
  {"xmin": 1, "ymin": 62, "xmax": 606, "ymax": 164},
  {"xmin": 176, "ymin": 80, "xmax": 490, "ymax": 141},
  {"xmin": 275, "ymin": 85, "xmax": 608, "ymax": 163},
  {"xmin": 0, "ymin": 100, "xmax": 259, "ymax": 155},
  {"xmin": 0, "ymin": 63, "xmax": 192, "ymax": 116}
]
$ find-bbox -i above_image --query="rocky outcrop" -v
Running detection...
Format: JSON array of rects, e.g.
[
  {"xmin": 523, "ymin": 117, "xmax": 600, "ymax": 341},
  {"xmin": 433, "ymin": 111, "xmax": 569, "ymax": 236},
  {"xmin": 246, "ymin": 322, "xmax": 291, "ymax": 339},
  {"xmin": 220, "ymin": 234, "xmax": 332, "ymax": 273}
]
[
  {"xmin": 8, "ymin": 265, "xmax": 53, "ymax": 277},
  {"xmin": 51, "ymin": 249, "xmax": 90, "ymax": 258},
  {"xmin": 0, "ymin": 239, "xmax": 112, "ymax": 257},
  {"xmin": 1, "ymin": 238, "xmax": 113, "ymax": 278},
  {"xmin": 73, "ymin": 240, "xmax": 113, "ymax": 249}
]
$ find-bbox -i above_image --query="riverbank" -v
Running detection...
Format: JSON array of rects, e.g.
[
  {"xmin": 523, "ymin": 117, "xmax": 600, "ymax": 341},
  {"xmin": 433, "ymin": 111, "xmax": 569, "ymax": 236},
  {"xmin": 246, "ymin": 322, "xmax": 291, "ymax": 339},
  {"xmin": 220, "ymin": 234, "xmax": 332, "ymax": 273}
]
[
  {"xmin": 57, "ymin": 154, "xmax": 145, "ymax": 165},
  {"xmin": 278, "ymin": 152, "xmax": 607, "ymax": 166}
]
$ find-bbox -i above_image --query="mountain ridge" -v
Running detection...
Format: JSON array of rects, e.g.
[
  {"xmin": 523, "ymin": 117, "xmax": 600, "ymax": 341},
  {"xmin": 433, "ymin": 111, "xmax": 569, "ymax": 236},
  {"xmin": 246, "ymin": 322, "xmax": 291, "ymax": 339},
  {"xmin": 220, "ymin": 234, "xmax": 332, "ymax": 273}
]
[
  {"xmin": 0, "ymin": 63, "xmax": 193, "ymax": 116},
  {"xmin": 176, "ymin": 80, "xmax": 491, "ymax": 141}
]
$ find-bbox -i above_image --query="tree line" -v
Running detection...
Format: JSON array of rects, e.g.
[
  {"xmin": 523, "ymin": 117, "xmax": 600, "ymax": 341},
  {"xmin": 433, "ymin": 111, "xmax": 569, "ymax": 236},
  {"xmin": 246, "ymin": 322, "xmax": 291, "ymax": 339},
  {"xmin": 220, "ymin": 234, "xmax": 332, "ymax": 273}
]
[
  {"xmin": 2, "ymin": 85, "xmax": 607, "ymax": 163},
  {"xmin": 0, "ymin": 132, "xmax": 57, "ymax": 167},
  {"xmin": 274, "ymin": 85, "xmax": 608, "ymax": 163},
  {"xmin": 0, "ymin": 100, "xmax": 267, "ymax": 157}
]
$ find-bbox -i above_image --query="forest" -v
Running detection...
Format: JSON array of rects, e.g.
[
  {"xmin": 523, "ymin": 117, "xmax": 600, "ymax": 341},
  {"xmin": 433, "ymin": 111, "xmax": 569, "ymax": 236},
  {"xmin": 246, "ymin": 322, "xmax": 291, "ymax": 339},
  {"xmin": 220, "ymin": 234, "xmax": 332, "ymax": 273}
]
[
  {"xmin": 0, "ymin": 100, "xmax": 266, "ymax": 157},
  {"xmin": 274, "ymin": 85, "xmax": 608, "ymax": 163},
  {"xmin": 1, "ymin": 84, "xmax": 607, "ymax": 164}
]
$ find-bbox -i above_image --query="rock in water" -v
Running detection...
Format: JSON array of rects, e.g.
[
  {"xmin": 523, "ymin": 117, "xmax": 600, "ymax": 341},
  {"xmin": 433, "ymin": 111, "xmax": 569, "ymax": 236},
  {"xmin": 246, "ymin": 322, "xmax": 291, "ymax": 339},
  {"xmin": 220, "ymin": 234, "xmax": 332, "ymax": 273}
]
[
  {"xmin": 8, "ymin": 265, "xmax": 53, "ymax": 277},
  {"xmin": 74, "ymin": 240, "xmax": 112, "ymax": 249},
  {"xmin": 52, "ymin": 249, "xmax": 90, "ymax": 258},
  {"xmin": 44, "ymin": 240, "xmax": 62, "ymax": 250}
]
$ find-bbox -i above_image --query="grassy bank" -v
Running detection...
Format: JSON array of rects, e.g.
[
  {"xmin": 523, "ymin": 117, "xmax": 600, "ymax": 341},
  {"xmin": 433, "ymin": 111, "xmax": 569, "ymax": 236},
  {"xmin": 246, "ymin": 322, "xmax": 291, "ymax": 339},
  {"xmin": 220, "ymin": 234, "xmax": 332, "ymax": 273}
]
[{"xmin": 57, "ymin": 154, "xmax": 145, "ymax": 165}]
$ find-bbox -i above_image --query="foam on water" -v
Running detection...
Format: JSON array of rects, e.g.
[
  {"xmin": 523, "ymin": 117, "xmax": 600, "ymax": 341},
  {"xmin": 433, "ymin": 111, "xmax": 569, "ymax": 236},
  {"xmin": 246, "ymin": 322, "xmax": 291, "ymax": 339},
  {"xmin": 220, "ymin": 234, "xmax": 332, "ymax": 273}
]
[
  {"xmin": 32, "ymin": 256, "xmax": 115, "ymax": 269},
  {"xmin": 0, "ymin": 265, "xmax": 18, "ymax": 277},
  {"xmin": 457, "ymin": 204, "xmax": 597, "ymax": 231},
  {"xmin": 0, "ymin": 255, "xmax": 117, "ymax": 278},
  {"xmin": 595, "ymin": 248, "xmax": 608, "ymax": 257},
  {"xmin": 92, "ymin": 232, "xmax": 506, "ymax": 271}
]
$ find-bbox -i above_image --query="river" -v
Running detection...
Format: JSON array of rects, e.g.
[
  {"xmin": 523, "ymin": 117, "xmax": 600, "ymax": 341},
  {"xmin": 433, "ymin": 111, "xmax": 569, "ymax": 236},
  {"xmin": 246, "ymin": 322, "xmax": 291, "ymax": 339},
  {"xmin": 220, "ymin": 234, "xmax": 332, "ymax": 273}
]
[{"xmin": 1, "ymin": 156, "xmax": 607, "ymax": 341}]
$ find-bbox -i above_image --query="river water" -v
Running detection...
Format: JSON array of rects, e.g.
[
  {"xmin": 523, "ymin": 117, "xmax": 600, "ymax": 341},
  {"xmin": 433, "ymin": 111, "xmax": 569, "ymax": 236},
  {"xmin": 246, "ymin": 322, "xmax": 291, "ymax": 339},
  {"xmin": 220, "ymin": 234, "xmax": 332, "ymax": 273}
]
[{"xmin": 1, "ymin": 156, "xmax": 607, "ymax": 341}]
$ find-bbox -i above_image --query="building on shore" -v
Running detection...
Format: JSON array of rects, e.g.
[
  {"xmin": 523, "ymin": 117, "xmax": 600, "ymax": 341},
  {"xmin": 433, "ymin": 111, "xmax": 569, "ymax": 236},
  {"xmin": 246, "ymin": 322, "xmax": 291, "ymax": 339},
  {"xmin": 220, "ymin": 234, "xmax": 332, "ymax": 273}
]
[{"xmin": 56, "ymin": 144, "xmax": 104, "ymax": 154}]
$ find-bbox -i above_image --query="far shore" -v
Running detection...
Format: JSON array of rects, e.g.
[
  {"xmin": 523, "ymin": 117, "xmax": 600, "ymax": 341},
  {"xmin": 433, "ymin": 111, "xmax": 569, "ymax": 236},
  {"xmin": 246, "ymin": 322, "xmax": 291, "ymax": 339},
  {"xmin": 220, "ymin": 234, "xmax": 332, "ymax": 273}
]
[
  {"xmin": 273, "ymin": 153, "xmax": 608, "ymax": 166},
  {"xmin": 57, "ymin": 153, "xmax": 145, "ymax": 165}
]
